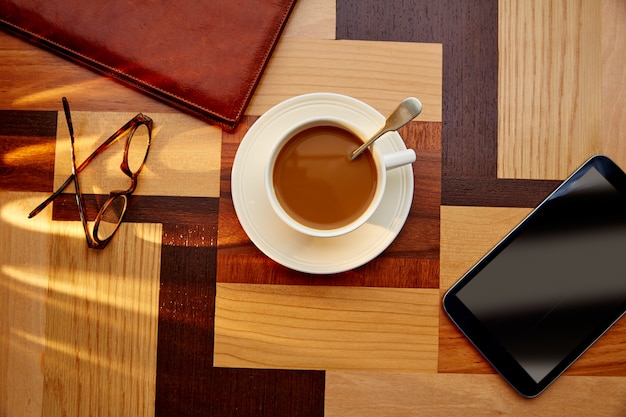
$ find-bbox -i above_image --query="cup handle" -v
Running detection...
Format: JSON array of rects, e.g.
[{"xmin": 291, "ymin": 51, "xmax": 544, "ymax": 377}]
[{"xmin": 383, "ymin": 149, "xmax": 416, "ymax": 170}]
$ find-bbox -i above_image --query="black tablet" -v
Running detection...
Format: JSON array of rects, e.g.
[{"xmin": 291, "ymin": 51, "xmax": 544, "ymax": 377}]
[{"xmin": 443, "ymin": 155, "xmax": 626, "ymax": 398}]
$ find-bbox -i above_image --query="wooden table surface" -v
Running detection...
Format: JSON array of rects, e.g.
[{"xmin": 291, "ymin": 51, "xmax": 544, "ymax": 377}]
[{"xmin": 1, "ymin": 1, "xmax": 625, "ymax": 416}]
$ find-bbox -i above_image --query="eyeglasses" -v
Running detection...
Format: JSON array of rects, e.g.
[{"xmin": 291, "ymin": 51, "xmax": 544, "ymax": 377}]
[{"xmin": 29, "ymin": 97, "xmax": 153, "ymax": 249}]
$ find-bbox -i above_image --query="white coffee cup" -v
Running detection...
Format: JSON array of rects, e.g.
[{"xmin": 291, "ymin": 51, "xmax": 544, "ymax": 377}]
[{"xmin": 265, "ymin": 116, "xmax": 415, "ymax": 238}]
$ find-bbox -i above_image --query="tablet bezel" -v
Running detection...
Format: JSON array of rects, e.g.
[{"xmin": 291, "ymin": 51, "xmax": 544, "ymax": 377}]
[{"xmin": 442, "ymin": 154, "xmax": 626, "ymax": 398}]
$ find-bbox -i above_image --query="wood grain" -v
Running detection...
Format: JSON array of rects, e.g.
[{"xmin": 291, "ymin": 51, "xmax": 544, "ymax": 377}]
[
  {"xmin": 440, "ymin": 205, "xmax": 531, "ymax": 289},
  {"xmin": 156, "ymin": 223, "xmax": 217, "ymax": 416},
  {"xmin": 181, "ymin": 368, "xmax": 325, "ymax": 417},
  {"xmin": 442, "ymin": 177, "xmax": 561, "ymax": 207},
  {"xmin": 156, "ymin": 224, "xmax": 326, "ymax": 417},
  {"xmin": 1, "ymin": 0, "xmax": 625, "ymax": 416},
  {"xmin": 498, "ymin": 0, "xmax": 603, "ymax": 180},
  {"xmin": 214, "ymin": 284, "xmax": 440, "ymax": 372},
  {"xmin": 50, "ymin": 194, "xmax": 219, "ymax": 225},
  {"xmin": 248, "ymin": 38, "xmax": 442, "ymax": 122},
  {"xmin": 0, "ymin": 192, "xmax": 52, "ymax": 417},
  {"xmin": 0, "ymin": 110, "xmax": 57, "ymax": 192},
  {"xmin": 601, "ymin": 0, "xmax": 626, "ymax": 169},
  {"xmin": 325, "ymin": 371, "xmax": 626, "ymax": 417},
  {"xmin": 281, "ymin": 0, "xmax": 335, "ymax": 39},
  {"xmin": 42, "ymin": 221, "xmax": 162, "ymax": 416}
]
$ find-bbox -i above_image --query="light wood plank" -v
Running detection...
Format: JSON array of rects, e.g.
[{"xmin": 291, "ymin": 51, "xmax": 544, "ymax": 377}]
[
  {"xmin": 42, "ymin": 221, "xmax": 161, "ymax": 416},
  {"xmin": 440, "ymin": 205, "xmax": 531, "ymax": 290},
  {"xmin": 250, "ymin": 38, "xmax": 443, "ymax": 122},
  {"xmin": 214, "ymin": 283, "xmax": 440, "ymax": 372},
  {"xmin": 282, "ymin": 0, "xmax": 336, "ymax": 39},
  {"xmin": 325, "ymin": 371, "xmax": 626, "ymax": 417},
  {"xmin": 498, "ymin": 0, "xmax": 603, "ymax": 180},
  {"xmin": 53, "ymin": 111, "xmax": 222, "ymax": 198},
  {"xmin": 601, "ymin": 0, "xmax": 626, "ymax": 168},
  {"xmin": 439, "ymin": 206, "xmax": 533, "ymax": 374},
  {"xmin": 0, "ymin": 192, "xmax": 52, "ymax": 417}
]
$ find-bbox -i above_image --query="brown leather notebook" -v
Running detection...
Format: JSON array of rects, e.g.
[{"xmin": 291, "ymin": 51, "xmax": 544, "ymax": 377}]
[{"xmin": 0, "ymin": 0, "xmax": 297, "ymax": 129}]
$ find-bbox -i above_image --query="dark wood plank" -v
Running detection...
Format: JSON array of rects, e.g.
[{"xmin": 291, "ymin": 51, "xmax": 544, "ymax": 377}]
[
  {"xmin": 186, "ymin": 368, "xmax": 326, "ymax": 417},
  {"xmin": 0, "ymin": 110, "xmax": 57, "ymax": 192},
  {"xmin": 50, "ymin": 194, "xmax": 219, "ymax": 224},
  {"xmin": 215, "ymin": 368, "xmax": 325, "ymax": 417},
  {"xmin": 337, "ymin": 0, "xmax": 499, "ymax": 180},
  {"xmin": 0, "ymin": 109, "xmax": 58, "ymax": 137},
  {"xmin": 218, "ymin": 252, "xmax": 439, "ymax": 287},
  {"xmin": 156, "ymin": 223, "xmax": 219, "ymax": 416},
  {"xmin": 156, "ymin": 222, "xmax": 325, "ymax": 417},
  {"xmin": 442, "ymin": 177, "xmax": 562, "ymax": 208}
]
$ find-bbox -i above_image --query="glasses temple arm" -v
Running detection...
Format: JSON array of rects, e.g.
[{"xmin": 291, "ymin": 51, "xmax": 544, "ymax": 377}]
[
  {"xmin": 63, "ymin": 98, "xmax": 96, "ymax": 247},
  {"xmin": 27, "ymin": 174, "xmax": 75, "ymax": 218}
]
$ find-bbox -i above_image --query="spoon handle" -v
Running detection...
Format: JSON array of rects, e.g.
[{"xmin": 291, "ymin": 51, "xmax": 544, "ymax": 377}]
[{"xmin": 349, "ymin": 97, "xmax": 422, "ymax": 160}]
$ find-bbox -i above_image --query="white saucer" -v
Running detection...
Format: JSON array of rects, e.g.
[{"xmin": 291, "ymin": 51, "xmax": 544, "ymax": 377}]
[{"xmin": 231, "ymin": 93, "xmax": 414, "ymax": 274}]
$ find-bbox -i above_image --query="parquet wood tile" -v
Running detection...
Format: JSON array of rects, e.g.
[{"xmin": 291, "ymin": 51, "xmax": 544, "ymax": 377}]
[{"xmin": 1, "ymin": 0, "xmax": 625, "ymax": 416}]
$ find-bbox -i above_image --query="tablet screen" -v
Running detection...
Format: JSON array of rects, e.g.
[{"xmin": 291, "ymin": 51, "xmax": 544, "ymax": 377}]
[{"xmin": 444, "ymin": 156, "xmax": 626, "ymax": 396}]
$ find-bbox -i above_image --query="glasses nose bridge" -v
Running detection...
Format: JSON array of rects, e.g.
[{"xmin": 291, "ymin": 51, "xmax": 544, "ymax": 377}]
[
  {"xmin": 125, "ymin": 172, "xmax": 140, "ymax": 195},
  {"xmin": 120, "ymin": 159, "xmax": 135, "ymax": 178},
  {"xmin": 90, "ymin": 155, "xmax": 137, "ymax": 197},
  {"xmin": 106, "ymin": 167, "xmax": 138, "ymax": 195}
]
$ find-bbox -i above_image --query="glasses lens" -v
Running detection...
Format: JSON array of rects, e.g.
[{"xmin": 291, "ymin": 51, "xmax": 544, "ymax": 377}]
[
  {"xmin": 95, "ymin": 194, "xmax": 127, "ymax": 241},
  {"xmin": 126, "ymin": 123, "xmax": 150, "ymax": 174}
]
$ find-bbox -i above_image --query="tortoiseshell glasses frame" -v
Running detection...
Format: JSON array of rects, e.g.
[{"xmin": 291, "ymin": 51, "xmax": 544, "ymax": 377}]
[{"xmin": 28, "ymin": 97, "xmax": 153, "ymax": 249}]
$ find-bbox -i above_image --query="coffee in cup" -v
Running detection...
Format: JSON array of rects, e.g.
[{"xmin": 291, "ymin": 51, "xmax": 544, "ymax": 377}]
[{"xmin": 266, "ymin": 118, "xmax": 415, "ymax": 238}]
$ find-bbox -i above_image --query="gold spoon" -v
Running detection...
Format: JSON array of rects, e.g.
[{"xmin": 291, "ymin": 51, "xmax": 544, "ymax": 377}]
[{"xmin": 349, "ymin": 97, "xmax": 422, "ymax": 161}]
